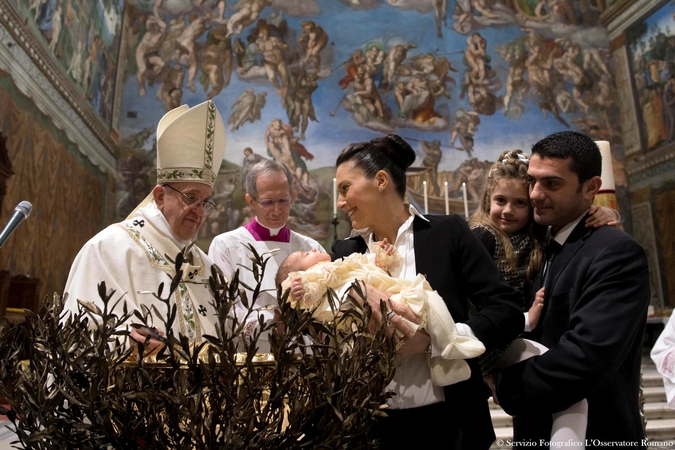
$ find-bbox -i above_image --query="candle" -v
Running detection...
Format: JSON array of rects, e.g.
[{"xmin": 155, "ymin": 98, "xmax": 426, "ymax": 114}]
[
  {"xmin": 333, "ymin": 177, "xmax": 337, "ymax": 217},
  {"xmin": 423, "ymin": 181, "xmax": 428, "ymax": 214},
  {"xmin": 444, "ymin": 181, "xmax": 449, "ymax": 215},
  {"xmin": 594, "ymin": 141, "xmax": 617, "ymax": 210},
  {"xmin": 595, "ymin": 141, "xmax": 615, "ymax": 192},
  {"xmin": 462, "ymin": 182, "xmax": 469, "ymax": 220}
]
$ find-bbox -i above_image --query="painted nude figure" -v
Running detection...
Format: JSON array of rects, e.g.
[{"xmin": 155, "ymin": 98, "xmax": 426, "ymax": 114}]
[{"xmin": 136, "ymin": 15, "xmax": 167, "ymax": 96}]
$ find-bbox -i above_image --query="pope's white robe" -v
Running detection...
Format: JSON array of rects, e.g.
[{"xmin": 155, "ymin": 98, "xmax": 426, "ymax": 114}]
[
  {"xmin": 208, "ymin": 225, "xmax": 324, "ymax": 350},
  {"xmin": 63, "ymin": 202, "xmax": 218, "ymax": 342}
]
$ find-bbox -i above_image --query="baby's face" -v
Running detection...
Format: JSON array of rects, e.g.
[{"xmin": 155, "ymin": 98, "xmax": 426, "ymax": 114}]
[{"xmin": 297, "ymin": 248, "xmax": 330, "ymax": 270}]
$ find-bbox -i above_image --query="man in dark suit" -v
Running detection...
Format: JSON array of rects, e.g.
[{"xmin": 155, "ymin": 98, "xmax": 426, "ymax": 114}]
[{"xmin": 493, "ymin": 131, "xmax": 650, "ymax": 447}]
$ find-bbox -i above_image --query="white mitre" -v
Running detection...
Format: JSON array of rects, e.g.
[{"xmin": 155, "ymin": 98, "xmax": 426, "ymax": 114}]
[{"xmin": 128, "ymin": 100, "xmax": 226, "ymax": 217}]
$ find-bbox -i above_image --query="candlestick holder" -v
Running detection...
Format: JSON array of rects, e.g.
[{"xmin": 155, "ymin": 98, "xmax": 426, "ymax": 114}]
[{"xmin": 332, "ymin": 214, "xmax": 339, "ymax": 241}]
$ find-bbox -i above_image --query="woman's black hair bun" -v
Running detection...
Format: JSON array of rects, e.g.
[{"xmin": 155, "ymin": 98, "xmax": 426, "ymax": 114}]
[{"xmin": 370, "ymin": 134, "xmax": 416, "ymax": 171}]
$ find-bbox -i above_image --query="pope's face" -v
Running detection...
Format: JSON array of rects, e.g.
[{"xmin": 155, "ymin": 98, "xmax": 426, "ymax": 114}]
[{"xmin": 154, "ymin": 182, "xmax": 212, "ymax": 241}]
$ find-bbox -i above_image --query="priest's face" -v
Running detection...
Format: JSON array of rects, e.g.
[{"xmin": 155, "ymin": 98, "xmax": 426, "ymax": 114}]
[
  {"xmin": 245, "ymin": 171, "xmax": 294, "ymax": 229},
  {"xmin": 154, "ymin": 182, "xmax": 213, "ymax": 241}
]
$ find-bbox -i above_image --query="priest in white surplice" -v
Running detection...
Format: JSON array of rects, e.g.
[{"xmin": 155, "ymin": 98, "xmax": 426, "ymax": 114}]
[
  {"xmin": 208, "ymin": 160, "xmax": 325, "ymax": 350},
  {"xmin": 63, "ymin": 100, "xmax": 226, "ymax": 346}
]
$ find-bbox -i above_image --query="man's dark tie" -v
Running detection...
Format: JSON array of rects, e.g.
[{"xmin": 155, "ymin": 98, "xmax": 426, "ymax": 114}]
[{"xmin": 542, "ymin": 240, "xmax": 562, "ymax": 285}]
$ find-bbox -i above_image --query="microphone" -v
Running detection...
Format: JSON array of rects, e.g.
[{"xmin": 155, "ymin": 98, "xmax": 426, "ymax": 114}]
[{"xmin": 0, "ymin": 201, "xmax": 33, "ymax": 248}]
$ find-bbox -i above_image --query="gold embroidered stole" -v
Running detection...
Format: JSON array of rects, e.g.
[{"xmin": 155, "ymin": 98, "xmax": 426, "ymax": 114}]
[{"xmin": 116, "ymin": 219, "xmax": 210, "ymax": 341}]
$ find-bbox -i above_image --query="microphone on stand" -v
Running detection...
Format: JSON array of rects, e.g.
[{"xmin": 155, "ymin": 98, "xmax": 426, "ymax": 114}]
[{"xmin": 0, "ymin": 201, "xmax": 33, "ymax": 248}]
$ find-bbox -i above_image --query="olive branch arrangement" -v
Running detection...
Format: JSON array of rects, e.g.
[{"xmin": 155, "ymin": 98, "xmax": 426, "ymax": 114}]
[{"xmin": 0, "ymin": 244, "xmax": 397, "ymax": 449}]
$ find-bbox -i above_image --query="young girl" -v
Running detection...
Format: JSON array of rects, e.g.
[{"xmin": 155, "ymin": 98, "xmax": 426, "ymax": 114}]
[{"xmin": 472, "ymin": 149, "xmax": 619, "ymax": 450}]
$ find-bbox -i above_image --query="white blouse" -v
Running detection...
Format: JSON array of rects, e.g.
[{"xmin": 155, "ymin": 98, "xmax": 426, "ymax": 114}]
[{"xmin": 351, "ymin": 205, "xmax": 446, "ymax": 409}]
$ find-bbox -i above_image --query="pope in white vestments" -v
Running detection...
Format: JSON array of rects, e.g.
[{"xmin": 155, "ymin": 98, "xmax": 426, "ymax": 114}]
[
  {"xmin": 63, "ymin": 201, "xmax": 219, "ymax": 341},
  {"xmin": 63, "ymin": 100, "xmax": 227, "ymax": 344}
]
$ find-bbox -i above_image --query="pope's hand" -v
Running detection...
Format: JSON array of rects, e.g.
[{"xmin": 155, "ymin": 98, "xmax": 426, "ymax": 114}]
[{"xmin": 130, "ymin": 325, "xmax": 165, "ymax": 357}]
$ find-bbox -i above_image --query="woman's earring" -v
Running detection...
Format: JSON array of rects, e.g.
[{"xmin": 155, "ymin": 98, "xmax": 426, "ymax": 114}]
[{"xmin": 378, "ymin": 187, "xmax": 382, "ymax": 192}]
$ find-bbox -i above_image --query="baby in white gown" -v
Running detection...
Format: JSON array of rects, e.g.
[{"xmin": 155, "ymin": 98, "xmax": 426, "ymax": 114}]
[{"xmin": 277, "ymin": 242, "xmax": 485, "ymax": 387}]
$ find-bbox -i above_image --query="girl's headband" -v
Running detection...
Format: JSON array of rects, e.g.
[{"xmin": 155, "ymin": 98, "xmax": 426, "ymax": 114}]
[{"xmin": 501, "ymin": 151, "xmax": 529, "ymax": 164}]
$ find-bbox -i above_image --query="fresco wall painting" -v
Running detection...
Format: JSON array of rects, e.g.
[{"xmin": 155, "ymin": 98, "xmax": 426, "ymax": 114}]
[
  {"xmin": 626, "ymin": 0, "xmax": 675, "ymax": 155},
  {"xmin": 115, "ymin": 0, "xmax": 622, "ymax": 251},
  {"xmin": 7, "ymin": 0, "xmax": 674, "ymax": 308},
  {"xmin": 11, "ymin": 0, "xmax": 125, "ymax": 128},
  {"xmin": 608, "ymin": 0, "xmax": 675, "ymax": 308}
]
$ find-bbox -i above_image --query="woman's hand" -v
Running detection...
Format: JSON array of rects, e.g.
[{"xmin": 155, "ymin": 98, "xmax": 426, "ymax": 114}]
[
  {"xmin": 356, "ymin": 283, "xmax": 419, "ymax": 337},
  {"xmin": 396, "ymin": 329, "xmax": 431, "ymax": 356}
]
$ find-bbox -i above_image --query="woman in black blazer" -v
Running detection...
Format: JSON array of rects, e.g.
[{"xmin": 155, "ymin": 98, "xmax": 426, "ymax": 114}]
[{"xmin": 332, "ymin": 134, "xmax": 524, "ymax": 449}]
